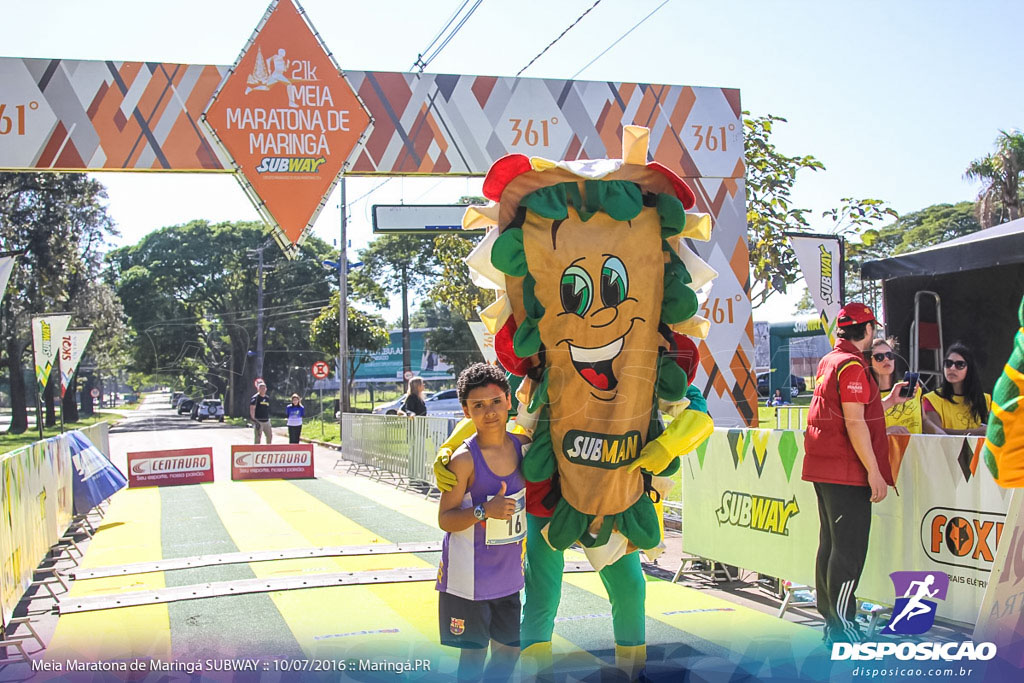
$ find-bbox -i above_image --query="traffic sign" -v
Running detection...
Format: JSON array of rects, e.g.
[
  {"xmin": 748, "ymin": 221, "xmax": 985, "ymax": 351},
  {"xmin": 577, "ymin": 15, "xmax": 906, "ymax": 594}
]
[
  {"xmin": 403, "ymin": 370, "xmax": 414, "ymax": 381},
  {"xmin": 311, "ymin": 361, "xmax": 331, "ymax": 379},
  {"xmin": 90, "ymin": 387, "xmax": 100, "ymax": 398}
]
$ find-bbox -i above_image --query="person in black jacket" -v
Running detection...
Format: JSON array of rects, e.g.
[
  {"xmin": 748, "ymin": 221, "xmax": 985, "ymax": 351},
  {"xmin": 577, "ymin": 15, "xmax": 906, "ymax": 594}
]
[{"xmin": 402, "ymin": 376, "xmax": 428, "ymax": 416}]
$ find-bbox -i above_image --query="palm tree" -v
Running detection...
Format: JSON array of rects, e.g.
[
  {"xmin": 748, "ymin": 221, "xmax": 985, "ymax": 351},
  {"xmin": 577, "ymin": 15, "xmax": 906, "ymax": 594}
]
[{"xmin": 965, "ymin": 130, "xmax": 1024, "ymax": 227}]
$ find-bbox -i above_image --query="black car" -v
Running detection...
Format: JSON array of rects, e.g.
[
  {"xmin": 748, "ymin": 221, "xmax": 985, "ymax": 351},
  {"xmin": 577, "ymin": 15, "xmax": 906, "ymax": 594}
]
[
  {"xmin": 176, "ymin": 398, "xmax": 195, "ymax": 415},
  {"xmin": 756, "ymin": 373, "xmax": 807, "ymax": 398}
]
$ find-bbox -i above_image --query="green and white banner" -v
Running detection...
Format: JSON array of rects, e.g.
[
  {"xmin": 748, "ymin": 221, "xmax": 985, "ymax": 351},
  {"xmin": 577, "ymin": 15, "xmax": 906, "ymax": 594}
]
[
  {"xmin": 59, "ymin": 328, "xmax": 93, "ymax": 399},
  {"xmin": 787, "ymin": 233, "xmax": 843, "ymax": 344},
  {"xmin": 683, "ymin": 429, "xmax": 1013, "ymax": 625},
  {"xmin": 31, "ymin": 313, "xmax": 71, "ymax": 394}
]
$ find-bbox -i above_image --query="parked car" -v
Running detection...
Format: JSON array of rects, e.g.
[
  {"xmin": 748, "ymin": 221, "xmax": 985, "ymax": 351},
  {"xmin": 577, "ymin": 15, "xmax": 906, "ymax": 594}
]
[
  {"xmin": 176, "ymin": 397, "xmax": 195, "ymax": 415},
  {"xmin": 194, "ymin": 398, "xmax": 225, "ymax": 422},
  {"xmin": 756, "ymin": 373, "xmax": 806, "ymax": 398},
  {"xmin": 171, "ymin": 391, "xmax": 184, "ymax": 406},
  {"xmin": 423, "ymin": 389, "xmax": 463, "ymax": 417}
]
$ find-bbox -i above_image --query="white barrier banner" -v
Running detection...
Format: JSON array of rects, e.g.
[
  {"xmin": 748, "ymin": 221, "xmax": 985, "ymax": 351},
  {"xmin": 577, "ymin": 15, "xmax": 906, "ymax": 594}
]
[
  {"xmin": 683, "ymin": 429, "xmax": 1013, "ymax": 624},
  {"xmin": 974, "ymin": 490, "xmax": 1024, "ymax": 666}
]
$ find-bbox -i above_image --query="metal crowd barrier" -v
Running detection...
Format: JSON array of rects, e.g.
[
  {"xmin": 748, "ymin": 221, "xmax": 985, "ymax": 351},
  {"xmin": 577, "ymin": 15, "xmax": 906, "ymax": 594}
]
[
  {"xmin": 340, "ymin": 414, "xmax": 460, "ymax": 491},
  {"xmin": 773, "ymin": 405, "xmax": 809, "ymax": 430}
]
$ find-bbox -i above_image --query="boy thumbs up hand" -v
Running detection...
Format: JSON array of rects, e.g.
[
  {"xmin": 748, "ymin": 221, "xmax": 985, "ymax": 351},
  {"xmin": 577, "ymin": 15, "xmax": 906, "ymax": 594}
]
[{"xmin": 484, "ymin": 482, "xmax": 516, "ymax": 520}]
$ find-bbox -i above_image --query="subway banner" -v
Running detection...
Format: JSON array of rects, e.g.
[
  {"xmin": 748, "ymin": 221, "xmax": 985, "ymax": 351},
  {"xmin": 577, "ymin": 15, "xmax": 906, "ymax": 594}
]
[
  {"xmin": 787, "ymin": 233, "xmax": 843, "ymax": 344},
  {"xmin": 31, "ymin": 313, "xmax": 71, "ymax": 394},
  {"xmin": 684, "ymin": 429, "xmax": 1013, "ymax": 625},
  {"xmin": 127, "ymin": 447, "xmax": 214, "ymax": 488},
  {"xmin": 231, "ymin": 444, "xmax": 314, "ymax": 481},
  {"xmin": 0, "ymin": 437, "xmax": 75, "ymax": 625}
]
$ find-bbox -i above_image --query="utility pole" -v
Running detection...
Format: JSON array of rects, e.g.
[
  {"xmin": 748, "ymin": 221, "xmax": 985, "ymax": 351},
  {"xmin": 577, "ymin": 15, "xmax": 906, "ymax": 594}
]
[
  {"xmin": 247, "ymin": 244, "xmax": 275, "ymax": 381},
  {"xmin": 339, "ymin": 179, "xmax": 350, "ymax": 418},
  {"xmin": 401, "ymin": 262, "xmax": 411, "ymax": 383}
]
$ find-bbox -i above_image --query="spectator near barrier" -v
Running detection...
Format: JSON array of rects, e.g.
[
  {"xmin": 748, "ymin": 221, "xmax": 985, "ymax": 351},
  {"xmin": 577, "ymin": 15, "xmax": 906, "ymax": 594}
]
[
  {"xmin": 923, "ymin": 341, "xmax": 992, "ymax": 436},
  {"xmin": 249, "ymin": 380, "xmax": 272, "ymax": 444},
  {"xmin": 802, "ymin": 303, "xmax": 909, "ymax": 646},
  {"xmin": 868, "ymin": 337, "xmax": 944, "ymax": 435}
]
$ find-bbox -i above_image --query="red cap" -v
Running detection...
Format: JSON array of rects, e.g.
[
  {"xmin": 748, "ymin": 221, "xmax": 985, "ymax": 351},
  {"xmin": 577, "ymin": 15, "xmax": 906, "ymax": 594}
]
[{"xmin": 836, "ymin": 303, "xmax": 877, "ymax": 327}]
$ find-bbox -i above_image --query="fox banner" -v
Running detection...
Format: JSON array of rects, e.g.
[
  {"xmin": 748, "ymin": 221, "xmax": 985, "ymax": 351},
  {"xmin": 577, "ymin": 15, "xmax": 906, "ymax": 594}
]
[
  {"xmin": 59, "ymin": 328, "xmax": 93, "ymax": 399},
  {"xmin": 31, "ymin": 313, "xmax": 71, "ymax": 394},
  {"xmin": 685, "ymin": 429, "xmax": 1013, "ymax": 625},
  {"xmin": 0, "ymin": 256, "xmax": 15, "ymax": 307},
  {"xmin": 787, "ymin": 233, "xmax": 843, "ymax": 344}
]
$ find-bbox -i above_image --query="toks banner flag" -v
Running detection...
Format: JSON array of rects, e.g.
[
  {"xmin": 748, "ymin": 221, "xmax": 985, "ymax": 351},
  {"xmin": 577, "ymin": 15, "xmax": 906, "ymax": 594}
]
[
  {"xmin": 32, "ymin": 314, "xmax": 72, "ymax": 394},
  {"xmin": 0, "ymin": 256, "xmax": 15, "ymax": 307},
  {"xmin": 787, "ymin": 233, "xmax": 844, "ymax": 345},
  {"xmin": 59, "ymin": 328, "xmax": 93, "ymax": 399}
]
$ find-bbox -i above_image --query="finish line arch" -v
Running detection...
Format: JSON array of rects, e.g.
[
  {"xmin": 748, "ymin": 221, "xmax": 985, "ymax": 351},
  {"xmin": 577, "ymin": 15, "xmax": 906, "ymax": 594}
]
[{"xmin": 0, "ymin": 0, "xmax": 757, "ymax": 426}]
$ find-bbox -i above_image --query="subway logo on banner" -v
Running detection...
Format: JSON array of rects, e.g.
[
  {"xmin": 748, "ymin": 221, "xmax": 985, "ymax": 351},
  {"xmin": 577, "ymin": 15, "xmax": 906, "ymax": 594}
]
[
  {"xmin": 716, "ymin": 490, "xmax": 799, "ymax": 535},
  {"xmin": 921, "ymin": 507, "xmax": 1004, "ymax": 569},
  {"xmin": 563, "ymin": 430, "xmax": 641, "ymax": 469},
  {"xmin": 255, "ymin": 156, "xmax": 327, "ymax": 174}
]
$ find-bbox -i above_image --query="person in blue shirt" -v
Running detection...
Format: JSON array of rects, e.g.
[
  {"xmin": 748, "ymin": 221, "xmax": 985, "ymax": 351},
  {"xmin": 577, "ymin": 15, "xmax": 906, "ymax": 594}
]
[{"xmin": 286, "ymin": 394, "xmax": 305, "ymax": 444}]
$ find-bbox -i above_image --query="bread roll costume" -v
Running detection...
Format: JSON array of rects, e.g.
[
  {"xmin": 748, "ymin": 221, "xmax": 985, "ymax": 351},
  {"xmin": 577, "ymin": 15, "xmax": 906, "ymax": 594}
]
[{"xmin": 443, "ymin": 127, "xmax": 716, "ymax": 677}]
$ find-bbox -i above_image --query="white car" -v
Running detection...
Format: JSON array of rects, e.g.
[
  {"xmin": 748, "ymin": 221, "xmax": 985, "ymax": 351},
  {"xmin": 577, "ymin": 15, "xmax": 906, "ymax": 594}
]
[
  {"xmin": 423, "ymin": 389, "xmax": 463, "ymax": 417},
  {"xmin": 195, "ymin": 398, "xmax": 225, "ymax": 422}
]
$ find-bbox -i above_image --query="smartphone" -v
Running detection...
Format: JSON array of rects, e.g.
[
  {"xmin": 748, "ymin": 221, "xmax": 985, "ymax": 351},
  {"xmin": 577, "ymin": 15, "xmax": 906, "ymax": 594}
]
[{"xmin": 899, "ymin": 372, "xmax": 920, "ymax": 397}]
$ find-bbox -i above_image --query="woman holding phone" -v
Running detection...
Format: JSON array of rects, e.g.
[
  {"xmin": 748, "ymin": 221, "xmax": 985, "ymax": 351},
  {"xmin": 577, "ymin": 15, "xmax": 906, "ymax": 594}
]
[
  {"xmin": 868, "ymin": 338, "xmax": 943, "ymax": 435},
  {"xmin": 922, "ymin": 342, "xmax": 991, "ymax": 436}
]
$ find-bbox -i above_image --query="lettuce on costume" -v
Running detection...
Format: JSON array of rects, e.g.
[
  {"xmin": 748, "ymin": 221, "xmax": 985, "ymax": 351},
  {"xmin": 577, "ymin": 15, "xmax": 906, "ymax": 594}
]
[
  {"xmin": 460, "ymin": 126, "xmax": 717, "ymax": 677},
  {"xmin": 983, "ymin": 295, "xmax": 1024, "ymax": 487}
]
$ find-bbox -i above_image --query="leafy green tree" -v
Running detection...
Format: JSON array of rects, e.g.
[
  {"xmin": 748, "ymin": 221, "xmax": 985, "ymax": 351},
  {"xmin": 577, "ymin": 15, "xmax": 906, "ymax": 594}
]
[
  {"xmin": 965, "ymin": 130, "xmax": 1024, "ymax": 227},
  {"xmin": 743, "ymin": 113, "xmax": 824, "ymax": 307},
  {"xmin": 0, "ymin": 173, "xmax": 123, "ymax": 433},
  {"xmin": 412, "ymin": 299, "xmax": 483, "ymax": 375},
  {"xmin": 308, "ymin": 292, "xmax": 390, "ymax": 397},
  {"xmin": 109, "ymin": 221, "xmax": 334, "ymax": 417}
]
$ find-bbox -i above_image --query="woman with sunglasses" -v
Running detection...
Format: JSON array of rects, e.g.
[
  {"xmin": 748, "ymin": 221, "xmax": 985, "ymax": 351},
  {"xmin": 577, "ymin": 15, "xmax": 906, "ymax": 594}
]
[
  {"xmin": 868, "ymin": 339, "xmax": 944, "ymax": 435},
  {"xmin": 922, "ymin": 342, "xmax": 991, "ymax": 436}
]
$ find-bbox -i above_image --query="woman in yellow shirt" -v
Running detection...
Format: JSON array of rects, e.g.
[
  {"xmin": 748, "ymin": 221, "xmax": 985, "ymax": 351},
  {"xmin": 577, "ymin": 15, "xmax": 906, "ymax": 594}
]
[
  {"xmin": 922, "ymin": 342, "xmax": 992, "ymax": 436},
  {"xmin": 869, "ymin": 338, "xmax": 944, "ymax": 435}
]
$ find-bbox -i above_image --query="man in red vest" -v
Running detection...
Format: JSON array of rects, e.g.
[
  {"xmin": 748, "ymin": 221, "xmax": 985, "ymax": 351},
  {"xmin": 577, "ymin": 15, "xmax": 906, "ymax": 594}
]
[{"xmin": 802, "ymin": 302, "xmax": 910, "ymax": 645}]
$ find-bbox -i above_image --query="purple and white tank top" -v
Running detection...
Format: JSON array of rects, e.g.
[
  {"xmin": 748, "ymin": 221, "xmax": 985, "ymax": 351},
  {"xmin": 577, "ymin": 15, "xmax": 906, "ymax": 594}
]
[{"xmin": 435, "ymin": 434, "xmax": 525, "ymax": 601}]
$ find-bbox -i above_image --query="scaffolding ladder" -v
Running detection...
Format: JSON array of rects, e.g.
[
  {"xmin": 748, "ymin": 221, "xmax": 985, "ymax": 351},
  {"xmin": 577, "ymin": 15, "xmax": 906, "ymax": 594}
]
[{"xmin": 910, "ymin": 291, "xmax": 944, "ymax": 391}]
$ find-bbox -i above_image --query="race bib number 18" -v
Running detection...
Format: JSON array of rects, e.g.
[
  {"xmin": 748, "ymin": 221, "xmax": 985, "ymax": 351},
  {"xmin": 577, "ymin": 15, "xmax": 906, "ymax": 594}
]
[{"xmin": 485, "ymin": 488, "xmax": 526, "ymax": 545}]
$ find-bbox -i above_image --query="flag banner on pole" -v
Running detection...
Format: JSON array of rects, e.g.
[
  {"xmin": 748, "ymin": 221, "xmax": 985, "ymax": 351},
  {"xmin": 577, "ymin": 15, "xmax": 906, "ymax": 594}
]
[
  {"xmin": 787, "ymin": 233, "xmax": 843, "ymax": 344},
  {"xmin": 0, "ymin": 256, "xmax": 15, "ymax": 308},
  {"xmin": 32, "ymin": 313, "xmax": 72, "ymax": 394},
  {"xmin": 59, "ymin": 328, "xmax": 93, "ymax": 399}
]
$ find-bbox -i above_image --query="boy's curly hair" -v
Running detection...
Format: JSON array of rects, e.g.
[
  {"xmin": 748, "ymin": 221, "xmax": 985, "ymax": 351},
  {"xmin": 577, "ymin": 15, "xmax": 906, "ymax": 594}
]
[{"xmin": 457, "ymin": 363, "xmax": 510, "ymax": 404}]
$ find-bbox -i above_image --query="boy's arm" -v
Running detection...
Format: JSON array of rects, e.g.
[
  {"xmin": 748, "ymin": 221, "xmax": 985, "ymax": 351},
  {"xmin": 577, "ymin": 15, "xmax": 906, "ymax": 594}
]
[{"xmin": 438, "ymin": 449, "xmax": 516, "ymax": 532}]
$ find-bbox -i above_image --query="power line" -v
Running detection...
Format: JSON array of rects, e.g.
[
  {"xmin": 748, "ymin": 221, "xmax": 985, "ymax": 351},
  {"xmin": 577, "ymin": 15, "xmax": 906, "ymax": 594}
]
[
  {"xmin": 411, "ymin": 0, "xmax": 484, "ymax": 73},
  {"xmin": 516, "ymin": 0, "xmax": 603, "ymax": 78},
  {"xmin": 570, "ymin": 0, "xmax": 670, "ymax": 80}
]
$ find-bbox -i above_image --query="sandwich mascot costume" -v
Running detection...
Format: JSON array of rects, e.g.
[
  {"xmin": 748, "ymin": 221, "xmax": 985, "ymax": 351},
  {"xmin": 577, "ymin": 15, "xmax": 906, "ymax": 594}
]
[{"xmin": 434, "ymin": 126, "xmax": 716, "ymax": 678}]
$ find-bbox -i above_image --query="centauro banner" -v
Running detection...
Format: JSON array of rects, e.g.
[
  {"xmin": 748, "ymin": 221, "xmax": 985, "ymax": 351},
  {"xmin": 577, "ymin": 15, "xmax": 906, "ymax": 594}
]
[
  {"xmin": 59, "ymin": 328, "xmax": 93, "ymax": 399},
  {"xmin": 684, "ymin": 429, "xmax": 1013, "ymax": 624},
  {"xmin": 787, "ymin": 233, "xmax": 843, "ymax": 344},
  {"xmin": 31, "ymin": 313, "xmax": 71, "ymax": 394}
]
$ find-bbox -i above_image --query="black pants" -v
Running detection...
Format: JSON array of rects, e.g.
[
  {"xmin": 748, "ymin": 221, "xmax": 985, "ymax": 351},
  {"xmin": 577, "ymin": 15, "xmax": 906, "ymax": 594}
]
[
  {"xmin": 813, "ymin": 481, "xmax": 871, "ymax": 643},
  {"xmin": 288, "ymin": 425, "xmax": 302, "ymax": 444}
]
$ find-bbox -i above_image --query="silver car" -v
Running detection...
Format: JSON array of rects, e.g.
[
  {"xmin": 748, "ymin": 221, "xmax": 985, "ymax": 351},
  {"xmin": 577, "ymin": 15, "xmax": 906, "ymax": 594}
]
[{"xmin": 195, "ymin": 398, "xmax": 225, "ymax": 422}]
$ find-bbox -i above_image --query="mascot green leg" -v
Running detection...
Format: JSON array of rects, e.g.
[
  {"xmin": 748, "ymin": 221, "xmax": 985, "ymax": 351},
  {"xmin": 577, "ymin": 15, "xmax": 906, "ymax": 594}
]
[
  {"xmin": 522, "ymin": 513, "xmax": 563, "ymax": 649},
  {"xmin": 599, "ymin": 552, "xmax": 646, "ymax": 646}
]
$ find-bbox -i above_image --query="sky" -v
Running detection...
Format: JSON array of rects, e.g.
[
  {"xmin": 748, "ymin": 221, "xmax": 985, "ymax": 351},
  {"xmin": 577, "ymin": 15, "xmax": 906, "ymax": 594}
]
[{"xmin": 2, "ymin": 0, "xmax": 1022, "ymax": 323}]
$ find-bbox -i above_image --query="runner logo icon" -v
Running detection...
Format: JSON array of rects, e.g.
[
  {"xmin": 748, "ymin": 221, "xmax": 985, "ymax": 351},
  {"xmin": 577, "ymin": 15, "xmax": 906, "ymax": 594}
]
[{"xmin": 881, "ymin": 571, "xmax": 949, "ymax": 635}]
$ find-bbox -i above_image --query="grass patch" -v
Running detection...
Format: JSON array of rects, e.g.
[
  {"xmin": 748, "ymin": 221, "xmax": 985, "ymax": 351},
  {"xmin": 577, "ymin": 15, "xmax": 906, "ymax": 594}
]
[{"xmin": 1, "ymin": 412, "xmax": 123, "ymax": 455}]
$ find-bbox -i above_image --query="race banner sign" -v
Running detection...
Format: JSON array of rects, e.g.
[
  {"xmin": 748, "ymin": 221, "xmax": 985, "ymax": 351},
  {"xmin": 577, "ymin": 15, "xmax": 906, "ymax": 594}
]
[
  {"xmin": 127, "ymin": 447, "xmax": 214, "ymax": 488},
  {"xmin": 231, "ymin": 444, "xmax": 314, "ymax": 480},
  {"xmin": 787, "ymin": 233, "xmax": 843, "ymax": 344},
  {"xmin": 0, "ymin": 256, "xmax": 15, "ymax": 308},
  {"xmin": 59, "ymin": 328, "xmax": 93, "ymax": 399},
  {"xmin": 31, "ymin": 313, "xmax": 71, "ymax": 394},
  {"xmin": 974, "ymin": 490, "xmax": 1024, "ymax": 666},
  {"xmin": 684, "ymin": 429, "xmax": 1013, "ymax": 625}
]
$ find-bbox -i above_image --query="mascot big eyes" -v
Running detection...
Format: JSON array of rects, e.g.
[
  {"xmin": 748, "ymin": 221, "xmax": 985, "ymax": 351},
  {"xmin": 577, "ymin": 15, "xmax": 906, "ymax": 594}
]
[{"xmin": 467, "ymin": 126, "xmax": 717, "ymax": 559}]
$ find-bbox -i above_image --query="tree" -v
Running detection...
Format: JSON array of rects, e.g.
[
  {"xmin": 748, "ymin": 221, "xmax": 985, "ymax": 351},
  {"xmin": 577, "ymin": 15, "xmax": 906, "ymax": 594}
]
[
  {"xmin": 356, "ymin": 234, "xmax": 438, "ymax": 378},
  {"xmin": 0, "ymin": 172, "xmax": 123, "ymax": 433},
  {"xmin": 109, "ymin": 221, "xmax": 334, "ymax": 416},
  {"xmin": 965, "ymin": 130, "xmax": 1024, "ymax": 227},
  {"xmin": 743, "ymin": 113, "xmax": 825, "ymax": 307},
  {"xmin": 412, "ymin": 299, "xmax": 483, "ymax": 375},
  {"xmin": 308, "ymin": 293, "xmax": 389, "ymax": 397}
]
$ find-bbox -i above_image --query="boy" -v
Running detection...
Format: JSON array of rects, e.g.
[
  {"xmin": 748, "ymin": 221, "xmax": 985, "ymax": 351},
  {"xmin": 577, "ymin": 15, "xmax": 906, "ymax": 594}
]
[{"xmin": 436, "ymin": 363, "xmax": 528, "ymax": 681}]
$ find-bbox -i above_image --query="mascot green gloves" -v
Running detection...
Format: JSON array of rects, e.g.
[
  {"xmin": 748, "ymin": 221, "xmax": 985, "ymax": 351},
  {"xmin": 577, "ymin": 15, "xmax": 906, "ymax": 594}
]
[{"xmin": 435, "ymin": 127, "xmax": 716, "ymax": 678}]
